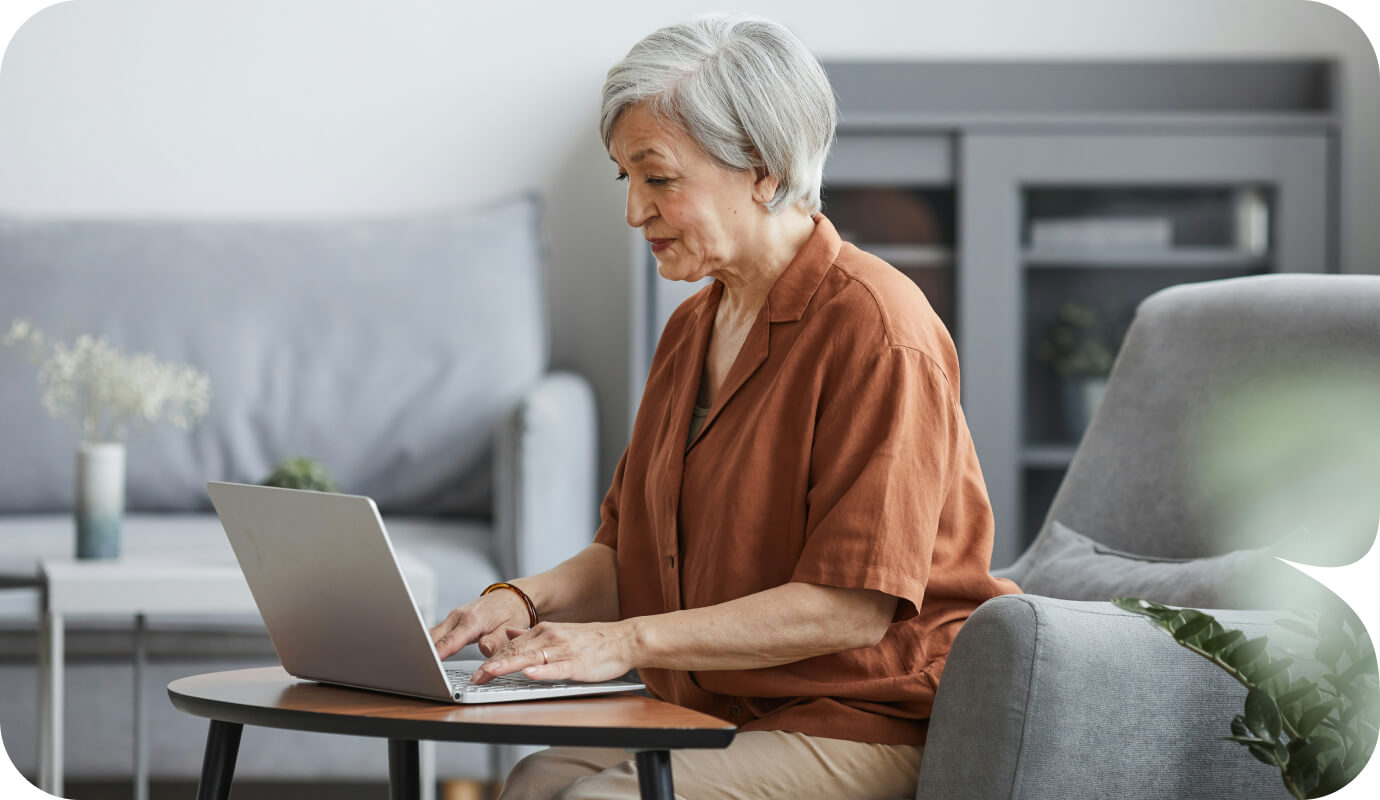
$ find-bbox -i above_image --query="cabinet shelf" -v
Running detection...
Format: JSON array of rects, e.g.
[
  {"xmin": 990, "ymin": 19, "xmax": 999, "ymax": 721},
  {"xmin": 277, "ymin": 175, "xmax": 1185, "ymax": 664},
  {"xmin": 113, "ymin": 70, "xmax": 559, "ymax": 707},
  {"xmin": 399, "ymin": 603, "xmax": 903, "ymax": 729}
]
[
  {"xmin": 1023, "ymin": 247, "xmax": 1272, "ymax": 269},
  {"xmin": 858, "ymin": 243, "xmax": 952, "ymax": 267}
]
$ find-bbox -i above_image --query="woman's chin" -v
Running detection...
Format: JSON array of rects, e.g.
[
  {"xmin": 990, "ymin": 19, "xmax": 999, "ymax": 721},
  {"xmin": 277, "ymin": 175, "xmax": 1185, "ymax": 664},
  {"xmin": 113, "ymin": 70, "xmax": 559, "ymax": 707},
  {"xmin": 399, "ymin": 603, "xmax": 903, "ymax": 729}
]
[{"xmin": 655, "ymin": 258, "xmax": 707, "ymax": 283}]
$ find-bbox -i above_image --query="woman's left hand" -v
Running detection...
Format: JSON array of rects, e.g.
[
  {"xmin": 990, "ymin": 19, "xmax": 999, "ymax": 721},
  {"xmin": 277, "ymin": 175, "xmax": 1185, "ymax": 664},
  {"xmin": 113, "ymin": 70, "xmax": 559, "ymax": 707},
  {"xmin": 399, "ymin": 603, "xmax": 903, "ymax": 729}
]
[{"xmin": 471, "ymin": 620, "xmax": 637, "ymax": 684}]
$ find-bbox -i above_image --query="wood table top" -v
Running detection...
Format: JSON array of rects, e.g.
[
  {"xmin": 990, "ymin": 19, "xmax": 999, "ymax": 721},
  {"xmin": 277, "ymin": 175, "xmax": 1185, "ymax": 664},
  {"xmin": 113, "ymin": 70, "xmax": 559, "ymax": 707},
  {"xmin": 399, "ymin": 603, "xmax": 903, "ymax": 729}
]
[{"xmin": 168, "ymin": 666, "xmax": 737, "ymax": 750}]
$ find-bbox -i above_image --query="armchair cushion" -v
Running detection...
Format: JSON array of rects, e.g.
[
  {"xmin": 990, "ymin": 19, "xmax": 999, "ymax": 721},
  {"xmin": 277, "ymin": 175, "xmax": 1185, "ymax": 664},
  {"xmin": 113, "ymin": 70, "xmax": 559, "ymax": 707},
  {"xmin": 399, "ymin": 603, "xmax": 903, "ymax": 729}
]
[
  {"xmin": 1016, "ymin": 521, "xmax": 1340, "ymax": 612},
  {"xmin": 916, "ymin": 594, "xmax": 1294, "ymax": 800}
]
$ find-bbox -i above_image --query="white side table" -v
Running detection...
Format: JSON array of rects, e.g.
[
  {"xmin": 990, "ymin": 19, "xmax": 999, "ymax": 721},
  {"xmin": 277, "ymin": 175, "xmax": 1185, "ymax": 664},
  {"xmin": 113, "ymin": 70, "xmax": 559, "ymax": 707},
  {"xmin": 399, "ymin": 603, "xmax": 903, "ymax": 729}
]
[{"xmin": 37, "ymin": 553, "xmax": 438, "ymax": 800}]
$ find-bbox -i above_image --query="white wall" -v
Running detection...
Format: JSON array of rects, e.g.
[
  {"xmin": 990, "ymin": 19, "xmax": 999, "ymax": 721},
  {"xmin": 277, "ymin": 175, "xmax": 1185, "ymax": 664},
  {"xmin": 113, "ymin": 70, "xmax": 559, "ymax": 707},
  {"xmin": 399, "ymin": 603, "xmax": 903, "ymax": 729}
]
[{"xmin": 1, "ymin": 0, "xmax": 1375, "ymax": 491}]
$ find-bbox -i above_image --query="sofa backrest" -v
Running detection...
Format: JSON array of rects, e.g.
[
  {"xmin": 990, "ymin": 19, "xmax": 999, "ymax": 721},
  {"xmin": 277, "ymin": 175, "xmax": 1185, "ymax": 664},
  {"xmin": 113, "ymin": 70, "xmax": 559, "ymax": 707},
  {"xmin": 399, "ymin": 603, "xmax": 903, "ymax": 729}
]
[
  {"xmin": 0, "ymin": 194, "xmax": 547, "ymax": 517},
  {"xmin": 1028, "ymin": 273, "xmax": 1380, "ymax": 567}
]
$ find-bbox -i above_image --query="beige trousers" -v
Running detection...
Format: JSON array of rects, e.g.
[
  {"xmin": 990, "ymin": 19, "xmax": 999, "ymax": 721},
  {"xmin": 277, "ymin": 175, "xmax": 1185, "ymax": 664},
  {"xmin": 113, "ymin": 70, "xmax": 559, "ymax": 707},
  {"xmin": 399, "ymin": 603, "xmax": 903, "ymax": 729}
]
[{"xmin": 497, "ymin": 730, "xmax": 924, "ymax": 800}]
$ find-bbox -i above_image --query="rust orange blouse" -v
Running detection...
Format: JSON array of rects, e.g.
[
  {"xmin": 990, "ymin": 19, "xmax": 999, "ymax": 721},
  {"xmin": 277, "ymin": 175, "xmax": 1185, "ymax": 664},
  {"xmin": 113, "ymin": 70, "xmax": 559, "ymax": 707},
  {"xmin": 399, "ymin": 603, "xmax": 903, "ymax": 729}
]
[{"xmin": 594, "ymin": 214, "xmax": 1020, "ymax": 745}]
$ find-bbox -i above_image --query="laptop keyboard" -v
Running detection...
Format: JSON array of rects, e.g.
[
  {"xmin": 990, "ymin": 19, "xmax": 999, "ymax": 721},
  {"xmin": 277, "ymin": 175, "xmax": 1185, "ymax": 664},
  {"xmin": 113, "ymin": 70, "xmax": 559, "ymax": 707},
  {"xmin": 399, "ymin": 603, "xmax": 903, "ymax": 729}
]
[{"xmin": 444, "ymin": 667, "xmax": 571, "ymax": 694}]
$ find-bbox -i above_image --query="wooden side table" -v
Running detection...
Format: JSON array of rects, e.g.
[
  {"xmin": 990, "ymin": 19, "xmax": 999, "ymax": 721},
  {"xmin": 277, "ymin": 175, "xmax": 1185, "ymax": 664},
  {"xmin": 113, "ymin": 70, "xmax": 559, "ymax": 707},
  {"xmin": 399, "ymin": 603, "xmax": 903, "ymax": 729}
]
[
  {"xmin": 168, "ymin": 667, "xmax": 737, "ymax": 800},
  {"xmin": 37, "ymin": 554, "xmax": 436, "ymax": 800}
]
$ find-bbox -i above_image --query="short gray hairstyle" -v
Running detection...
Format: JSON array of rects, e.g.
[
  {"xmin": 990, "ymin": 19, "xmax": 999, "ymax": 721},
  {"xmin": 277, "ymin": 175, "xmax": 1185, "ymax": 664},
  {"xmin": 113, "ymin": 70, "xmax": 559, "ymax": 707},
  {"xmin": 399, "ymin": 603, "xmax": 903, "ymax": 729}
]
[{"xmin": 600, "ymin": 14, "xmax": 838, "ymax": 215}]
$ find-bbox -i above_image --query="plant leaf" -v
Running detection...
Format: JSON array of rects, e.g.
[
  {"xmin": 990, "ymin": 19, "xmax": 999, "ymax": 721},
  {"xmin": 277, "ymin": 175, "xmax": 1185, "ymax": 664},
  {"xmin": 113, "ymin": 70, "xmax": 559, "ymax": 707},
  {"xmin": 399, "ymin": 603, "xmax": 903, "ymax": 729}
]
[
  {"xmin": 1316, "ymin": 638, "xmax": 1345, "ymax": 668},
  {"xmin": 1245, "ymin": 742, "xmax": 1279, "ymax": 767},
  {"xmin": 1286, "ymin": 735, "xmax": 1336, "ymax": 768},
  {"xmin": 1284, "ymin": 755, "xmax": 1321, "ymax": 798},
  {"xmin": 1112, "ymin": 597, "xmax": 1162, "ymax": 616},
  {"xmin": 1296, "ymin": 702, "xmax": 1336, "ymax": 738},
  {"xmin": 1172, "ymin": 610, "xmax": 1214, "ymax": 643},
  {"xmin": 1248, "ymin": 657, "xmax": 1295, "ymax": 686},
  {"xmin": 1343, "ymin": 739, "xmax": 1373, "ymax": 781},
  {"xmin": 1275, "ymin": 617, "xmax": 1318, "ymax": 639},
  {"xmin": 1316, "ymin": 758, "xmax": 1351, "ymax": 796},
  {"xmin": 1338, "ymin": 654, "xmax": 1379, "ymax": 687},
  {"xmin": 1231, "ymin": 715, "xmax": 1251, "ymax": 739},
  {"xmin": 1204, "ymin": 630, "xmax": 1247, "ymax": 655},
  {"xmin": 1264, "ymin": 671, "xmax": 1294, "ymax": 698},
  {"xmin": 1321, "ymin": 672, "xmax": 1348, "ymax": 694},
  {"xmin": 1277, "ymin": 683, "xmax": 1319, "ymax": 710},
  {"xmin": 1228, "ymin": 637, "xmax": 1271, "ymax": 672},
  {"xmin": 1246, "ymin": 687, "xmax": 1284, "ymax": 742}
]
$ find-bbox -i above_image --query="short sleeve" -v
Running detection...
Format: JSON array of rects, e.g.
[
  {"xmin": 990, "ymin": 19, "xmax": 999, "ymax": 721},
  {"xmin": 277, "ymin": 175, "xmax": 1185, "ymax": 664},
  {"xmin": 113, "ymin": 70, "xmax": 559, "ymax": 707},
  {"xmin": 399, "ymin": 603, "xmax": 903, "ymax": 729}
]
[
  {"xmin": 592, "ymin": 446, "xmax": 629, "ymax": 551},
  {"xmin": 791, "ymin": 344, "xmax": 958, "ymax": 622}
]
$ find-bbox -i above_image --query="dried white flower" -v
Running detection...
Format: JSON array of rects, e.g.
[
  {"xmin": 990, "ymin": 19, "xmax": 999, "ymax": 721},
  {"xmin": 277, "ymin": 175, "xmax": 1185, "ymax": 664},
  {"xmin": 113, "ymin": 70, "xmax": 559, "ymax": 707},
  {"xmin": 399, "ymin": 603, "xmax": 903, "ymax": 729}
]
[{"xmin": 3, "ymin": 318, "xmax": 211, "ymax": 443}]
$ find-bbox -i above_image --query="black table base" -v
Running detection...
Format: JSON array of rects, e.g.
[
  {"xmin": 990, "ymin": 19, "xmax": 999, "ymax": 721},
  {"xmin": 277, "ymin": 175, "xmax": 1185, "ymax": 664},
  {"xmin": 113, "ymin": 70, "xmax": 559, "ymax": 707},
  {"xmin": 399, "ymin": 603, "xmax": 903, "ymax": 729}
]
[
  {"xmin": 635, "ymin": 749, "xmax": 675, "ymax": 800},
  {"xmin": 195, "ymin": 720, "xmax": 242, "ymax": 800},
  {"xmin": 192, "ymin": 723, "xmax": 677, "ymax": 800},
  {"xmin": 389, "ymin": 739, "xmax": 421, "ymax": 800}
]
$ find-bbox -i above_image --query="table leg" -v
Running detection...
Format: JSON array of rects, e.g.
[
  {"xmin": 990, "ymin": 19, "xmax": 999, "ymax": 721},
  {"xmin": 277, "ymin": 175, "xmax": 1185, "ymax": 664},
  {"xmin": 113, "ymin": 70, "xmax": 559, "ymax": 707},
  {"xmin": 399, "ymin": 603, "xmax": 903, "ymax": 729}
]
[
  {"xmin": 634, "ymin": 750, "xmax": 674, "ymax": 800},
  {"xmin": 420, "ymin": 740, "xmax": 436, "ymax": 800},
  {"xmin": 36, "ymin": 609, "xmax": 48, "ymax": 790},
  {"xmin": 389, "ymin": 739, "xmax": 422, "ymax": 800},
  {"xmin": 195, "ymin": 720, "xmax": 242, "ymax": 800},
  {"xmin": 134, "ymin": 612, "xmax": 148, "ymax": 800},
  {"xmin": 37, "ymin": 609, "xmax": 64, "ymax": 796}
]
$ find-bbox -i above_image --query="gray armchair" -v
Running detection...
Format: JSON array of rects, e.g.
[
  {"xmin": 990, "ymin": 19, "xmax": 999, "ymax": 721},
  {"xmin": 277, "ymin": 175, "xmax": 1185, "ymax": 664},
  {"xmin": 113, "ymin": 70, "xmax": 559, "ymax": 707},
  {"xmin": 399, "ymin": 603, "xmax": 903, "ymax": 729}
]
[{"xmin": 917, "ymin": 274, "xmax": 1380, "ymax": 799}]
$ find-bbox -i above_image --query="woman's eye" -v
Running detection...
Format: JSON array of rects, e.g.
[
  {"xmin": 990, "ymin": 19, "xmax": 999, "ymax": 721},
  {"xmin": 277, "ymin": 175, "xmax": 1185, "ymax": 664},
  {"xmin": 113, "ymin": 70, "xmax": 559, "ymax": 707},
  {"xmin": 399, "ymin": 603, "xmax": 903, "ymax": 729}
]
[
  {"xmin": 615, "ymin": 173, "xmax": 628, "ymax": 182},
  {"xmin": 646, "ymin": 177, "xmax": 668, "ymax": 186}
]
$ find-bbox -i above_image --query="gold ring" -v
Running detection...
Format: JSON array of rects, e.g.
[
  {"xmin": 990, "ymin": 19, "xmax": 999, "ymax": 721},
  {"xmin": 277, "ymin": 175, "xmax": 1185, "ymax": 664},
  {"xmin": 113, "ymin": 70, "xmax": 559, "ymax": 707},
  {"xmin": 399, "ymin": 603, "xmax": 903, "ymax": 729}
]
[{"xmin": 541, "ymin": 649, "xmax": 549, "ymax": 665}]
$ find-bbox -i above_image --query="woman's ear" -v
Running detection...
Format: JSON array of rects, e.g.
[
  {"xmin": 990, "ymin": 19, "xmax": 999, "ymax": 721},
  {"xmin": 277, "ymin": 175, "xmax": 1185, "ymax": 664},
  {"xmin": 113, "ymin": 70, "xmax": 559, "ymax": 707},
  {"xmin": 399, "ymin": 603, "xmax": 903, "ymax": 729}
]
[{"xmin": 751, "ymin": 167, "xmax": 780, "ymax": 205}]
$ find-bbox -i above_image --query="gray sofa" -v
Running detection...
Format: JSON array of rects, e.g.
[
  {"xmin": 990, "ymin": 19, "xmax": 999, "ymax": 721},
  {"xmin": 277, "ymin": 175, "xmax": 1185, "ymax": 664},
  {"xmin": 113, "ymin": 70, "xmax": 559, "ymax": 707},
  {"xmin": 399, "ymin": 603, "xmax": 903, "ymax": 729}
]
[
  {"xmin": 0, "ymin": 194, "xmax": 597, "ymax": 785},
  {"xmin": 916, "ymin": 274, "xmax": 1380, "ymax": 799}
]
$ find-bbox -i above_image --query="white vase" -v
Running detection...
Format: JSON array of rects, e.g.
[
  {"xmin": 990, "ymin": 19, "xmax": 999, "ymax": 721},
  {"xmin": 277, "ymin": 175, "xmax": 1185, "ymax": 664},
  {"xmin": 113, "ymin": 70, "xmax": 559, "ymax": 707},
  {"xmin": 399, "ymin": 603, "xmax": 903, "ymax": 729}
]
[
  {"xmin": 1060, "ymin": 376, "xmax": 1109, "ymax": 438},
  {"xmin": 75, "ymin": 441, "xmax": 125, "ymax": 559}
]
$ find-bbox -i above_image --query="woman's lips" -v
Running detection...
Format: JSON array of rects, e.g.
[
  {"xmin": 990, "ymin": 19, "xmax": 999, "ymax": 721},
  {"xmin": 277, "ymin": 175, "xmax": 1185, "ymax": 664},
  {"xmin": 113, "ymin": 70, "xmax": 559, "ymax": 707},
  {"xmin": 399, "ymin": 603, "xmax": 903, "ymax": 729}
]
[{"xmin": 648, "ymin": 238, "xmax": 674, "ymax": 254}]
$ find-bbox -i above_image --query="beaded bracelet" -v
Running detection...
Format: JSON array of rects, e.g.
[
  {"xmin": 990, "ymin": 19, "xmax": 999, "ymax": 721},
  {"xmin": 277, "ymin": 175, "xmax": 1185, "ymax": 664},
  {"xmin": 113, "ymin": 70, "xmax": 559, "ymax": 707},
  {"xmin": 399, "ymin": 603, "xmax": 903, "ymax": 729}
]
[{"xmin": 481, "ymin": 581, "xmax": 539, "ymax": 628}]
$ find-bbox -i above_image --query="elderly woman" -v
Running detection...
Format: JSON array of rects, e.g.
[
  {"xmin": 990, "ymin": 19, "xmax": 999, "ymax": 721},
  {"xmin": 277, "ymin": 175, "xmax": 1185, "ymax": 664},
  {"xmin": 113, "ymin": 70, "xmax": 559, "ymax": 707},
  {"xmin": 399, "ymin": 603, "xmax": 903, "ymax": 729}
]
[{"xmin": 430, "ymin": 14, "xmax": 1020, "ymax": 798}]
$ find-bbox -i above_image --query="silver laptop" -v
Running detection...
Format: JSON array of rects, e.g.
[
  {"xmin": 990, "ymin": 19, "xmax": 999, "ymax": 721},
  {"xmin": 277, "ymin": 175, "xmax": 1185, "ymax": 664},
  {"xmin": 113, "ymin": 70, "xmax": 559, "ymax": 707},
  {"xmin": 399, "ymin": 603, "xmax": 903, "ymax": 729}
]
[{"xmin": 206, "ymin": 481, "xmax": 644, "ymax": 704}]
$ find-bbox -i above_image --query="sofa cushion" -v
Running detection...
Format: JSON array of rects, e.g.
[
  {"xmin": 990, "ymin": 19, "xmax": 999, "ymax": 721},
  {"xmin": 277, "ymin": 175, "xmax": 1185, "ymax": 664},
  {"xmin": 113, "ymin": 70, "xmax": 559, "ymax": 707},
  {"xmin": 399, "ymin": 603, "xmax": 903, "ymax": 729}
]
[
  {"xmin": 1016, "ymin": 520, "xmax": 1342, "ymax": 612},
  {"xmin": 0, "ymin": 194, "xmax": 547, "ymax": 516}
]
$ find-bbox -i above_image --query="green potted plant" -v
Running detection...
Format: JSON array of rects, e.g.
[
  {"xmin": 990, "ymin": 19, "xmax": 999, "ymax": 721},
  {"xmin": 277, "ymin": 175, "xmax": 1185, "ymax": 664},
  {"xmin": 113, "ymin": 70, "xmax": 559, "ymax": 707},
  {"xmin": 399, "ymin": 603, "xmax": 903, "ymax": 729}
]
[
  {"xmin": 1036, "ymin": 301, "xmax": 1129, "ymax": 437},
  {"xmin": 261, "ymin": 456, "xmax": 340, "ymax": 493},
  {"xmin": 1115, "ymin": 597, "xmax": 1379, "ymax": 798}
]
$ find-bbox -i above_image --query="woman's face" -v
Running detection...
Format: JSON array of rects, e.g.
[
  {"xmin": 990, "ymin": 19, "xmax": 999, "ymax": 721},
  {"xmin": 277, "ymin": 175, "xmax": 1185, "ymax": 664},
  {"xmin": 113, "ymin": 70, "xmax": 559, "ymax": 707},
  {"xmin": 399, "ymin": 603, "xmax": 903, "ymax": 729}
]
[{"xmin": 608, "ymin": 102, "xmax": 764, "ymax": 283}]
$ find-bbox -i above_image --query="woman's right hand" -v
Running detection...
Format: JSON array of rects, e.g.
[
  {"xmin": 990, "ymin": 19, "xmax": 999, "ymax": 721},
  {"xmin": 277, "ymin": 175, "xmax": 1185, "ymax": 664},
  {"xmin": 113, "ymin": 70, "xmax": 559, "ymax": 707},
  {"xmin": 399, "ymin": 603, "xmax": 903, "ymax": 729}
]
[{"xmin": 430, "ymin": 587, "xmax": 532, "ymax": 661}]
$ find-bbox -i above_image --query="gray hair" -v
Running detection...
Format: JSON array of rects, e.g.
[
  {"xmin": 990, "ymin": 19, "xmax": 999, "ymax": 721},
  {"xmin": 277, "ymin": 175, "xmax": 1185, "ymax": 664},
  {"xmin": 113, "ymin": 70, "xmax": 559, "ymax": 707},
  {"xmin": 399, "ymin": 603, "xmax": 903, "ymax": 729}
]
[{"xmin": 600, "ymin": 14, "xmax": 838, "ymax": 215}]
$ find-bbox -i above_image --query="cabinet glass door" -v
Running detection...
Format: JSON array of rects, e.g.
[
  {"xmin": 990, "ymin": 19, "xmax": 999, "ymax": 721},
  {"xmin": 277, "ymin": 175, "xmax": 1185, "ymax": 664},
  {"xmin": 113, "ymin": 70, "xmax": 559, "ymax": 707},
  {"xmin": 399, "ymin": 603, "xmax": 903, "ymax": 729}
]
[
  {"xmin": 823, "ymin": 186, "xmax": 958, "ymax": 341},
  {"xmin": 1021, "ymin": 184, "xmax": 1279, "ymax": 545},
  {"xmin": 959, "ymin": 133, "xmax": 1328, "ymax": 566}
]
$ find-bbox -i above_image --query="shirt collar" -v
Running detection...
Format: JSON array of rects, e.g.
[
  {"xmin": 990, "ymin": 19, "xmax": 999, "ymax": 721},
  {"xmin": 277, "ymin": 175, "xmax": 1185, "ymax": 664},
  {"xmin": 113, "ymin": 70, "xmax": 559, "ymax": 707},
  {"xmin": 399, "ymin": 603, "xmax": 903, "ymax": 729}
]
[{"xmin": 765, "ymin": 213, "xmax": 842, "ymax": 323}]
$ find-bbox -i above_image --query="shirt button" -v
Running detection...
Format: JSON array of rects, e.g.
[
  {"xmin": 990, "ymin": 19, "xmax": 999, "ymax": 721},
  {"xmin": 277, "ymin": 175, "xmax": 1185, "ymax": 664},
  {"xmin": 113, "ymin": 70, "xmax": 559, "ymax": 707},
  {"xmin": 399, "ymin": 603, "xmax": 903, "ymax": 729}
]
[
  {"xmin": 667, "ymin": 554, "xmax": 676, "ymax": 569},
  {"xmin": 729, "ymin": 703, "xmax": 742, "ymax": 716}
]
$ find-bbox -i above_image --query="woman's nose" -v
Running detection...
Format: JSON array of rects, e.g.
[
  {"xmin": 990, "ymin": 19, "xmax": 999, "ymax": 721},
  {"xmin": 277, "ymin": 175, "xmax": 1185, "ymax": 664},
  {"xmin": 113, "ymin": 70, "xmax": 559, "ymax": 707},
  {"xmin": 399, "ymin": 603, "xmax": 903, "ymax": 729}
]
[{"xmin": 625, "ymin": 184, "xmax": 654, "ymax": 229}]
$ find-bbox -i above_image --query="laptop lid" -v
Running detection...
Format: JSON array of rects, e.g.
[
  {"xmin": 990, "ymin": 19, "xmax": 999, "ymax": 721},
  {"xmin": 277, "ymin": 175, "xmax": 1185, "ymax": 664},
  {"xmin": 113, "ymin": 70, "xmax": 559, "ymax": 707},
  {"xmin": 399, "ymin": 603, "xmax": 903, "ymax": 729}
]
[{"xmin": 206, "ymin": 481, "xmax": 453, "ymax": 701}]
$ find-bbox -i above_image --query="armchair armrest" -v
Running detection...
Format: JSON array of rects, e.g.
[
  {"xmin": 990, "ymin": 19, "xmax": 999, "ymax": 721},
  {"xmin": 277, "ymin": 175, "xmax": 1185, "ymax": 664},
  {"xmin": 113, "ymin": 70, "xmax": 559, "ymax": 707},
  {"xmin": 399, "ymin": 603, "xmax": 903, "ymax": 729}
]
[
  {"xmin": 493, "ymin": 371, "xmax": 598, "ymax": 579},
  {"xmin": 916, "ymin": 594, "xmax": 1293, "ymax": 800}
]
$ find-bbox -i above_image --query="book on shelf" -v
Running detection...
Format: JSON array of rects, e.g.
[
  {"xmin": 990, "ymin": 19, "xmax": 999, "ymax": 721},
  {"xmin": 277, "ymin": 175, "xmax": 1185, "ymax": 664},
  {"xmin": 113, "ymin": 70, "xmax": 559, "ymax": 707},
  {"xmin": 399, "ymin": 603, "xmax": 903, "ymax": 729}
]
[{"xmin": 1029, "ymin": 217, "xmax": 1172, "ymax": 250}]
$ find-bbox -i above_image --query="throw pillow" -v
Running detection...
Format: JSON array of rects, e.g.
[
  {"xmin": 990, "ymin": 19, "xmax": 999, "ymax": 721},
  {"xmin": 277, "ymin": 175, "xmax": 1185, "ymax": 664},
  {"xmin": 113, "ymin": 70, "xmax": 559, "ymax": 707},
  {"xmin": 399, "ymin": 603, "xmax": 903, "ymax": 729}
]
[{"xmin": 1018, "ymin": 521, "xmax": 1341, "ymax": 612}]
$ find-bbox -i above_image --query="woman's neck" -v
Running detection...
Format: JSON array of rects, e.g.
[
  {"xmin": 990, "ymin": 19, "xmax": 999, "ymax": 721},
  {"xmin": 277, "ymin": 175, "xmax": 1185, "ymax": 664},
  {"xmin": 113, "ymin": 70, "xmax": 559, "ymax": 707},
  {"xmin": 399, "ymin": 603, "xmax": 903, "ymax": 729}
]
[{"xmin": 715, "ymin": 209, "xmax": 817, "ymax": 321}]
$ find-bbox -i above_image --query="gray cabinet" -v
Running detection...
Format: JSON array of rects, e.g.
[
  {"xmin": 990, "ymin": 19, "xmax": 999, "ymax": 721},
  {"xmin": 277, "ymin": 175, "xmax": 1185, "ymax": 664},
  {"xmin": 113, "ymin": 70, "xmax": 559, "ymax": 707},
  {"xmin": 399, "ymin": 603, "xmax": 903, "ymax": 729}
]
[
  {"xmin": 958, "ymin": 133, "xmax": 1331, "ymax": 567},
  {"xmin": 628, "ymin": 60, "xmax": 1339, "ymax": 568}
]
